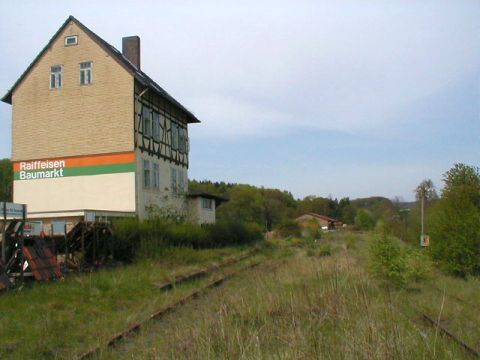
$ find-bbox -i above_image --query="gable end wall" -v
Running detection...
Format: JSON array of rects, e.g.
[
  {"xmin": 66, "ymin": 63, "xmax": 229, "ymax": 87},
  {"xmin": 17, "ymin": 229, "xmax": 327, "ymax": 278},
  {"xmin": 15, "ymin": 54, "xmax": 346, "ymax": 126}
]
[{"xmin": 11, "ymin": 20, "xmax": 134, "ymax": 161}]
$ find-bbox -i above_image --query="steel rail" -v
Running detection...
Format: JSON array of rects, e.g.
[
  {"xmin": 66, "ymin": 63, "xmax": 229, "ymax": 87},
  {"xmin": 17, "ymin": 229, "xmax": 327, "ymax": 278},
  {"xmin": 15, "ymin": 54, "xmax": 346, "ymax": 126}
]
[
  {"xmin": 421, "ymin": 312, "xmax": 479, "ymax": 358},
  {"xmin": 76, "ymin": 259, "xmax": 263, "ymax": 360},
  {"xmin": 153, "ymin": 250, "xmax": 256, "ymax": 291}
]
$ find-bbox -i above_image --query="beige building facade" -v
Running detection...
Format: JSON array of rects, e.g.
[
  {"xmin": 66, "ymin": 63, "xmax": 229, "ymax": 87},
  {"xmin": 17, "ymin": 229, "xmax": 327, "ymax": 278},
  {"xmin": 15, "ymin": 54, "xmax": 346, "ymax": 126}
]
[{"xmin": 2, "ymin": 16, "xmax": 216, "ymax": 224}]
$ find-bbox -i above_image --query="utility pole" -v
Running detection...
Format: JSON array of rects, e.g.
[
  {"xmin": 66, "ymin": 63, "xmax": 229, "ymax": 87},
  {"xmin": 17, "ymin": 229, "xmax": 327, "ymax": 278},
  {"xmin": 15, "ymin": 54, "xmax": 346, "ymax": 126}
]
[
  {"xmin": 416, "ymin": 179, "xmax": 435, "ymax": 247},
  {"xmin": 1, "ymin": 202, "xmax": 6, "ymax": 264},
  {"xmin": 420, "ymin": 193, "xmax": 425, "ymax": 246}
]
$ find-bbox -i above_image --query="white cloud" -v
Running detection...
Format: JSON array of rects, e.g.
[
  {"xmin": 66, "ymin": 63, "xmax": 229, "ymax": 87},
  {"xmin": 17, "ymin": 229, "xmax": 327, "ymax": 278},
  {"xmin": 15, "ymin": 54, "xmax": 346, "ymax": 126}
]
[
  {"xmin": 0, "ymin": 1, "xmax": 479, "ymax": 145},
  {"xmin": 138, "ymin": 1, "xmax": 480, "ymax": 138}
]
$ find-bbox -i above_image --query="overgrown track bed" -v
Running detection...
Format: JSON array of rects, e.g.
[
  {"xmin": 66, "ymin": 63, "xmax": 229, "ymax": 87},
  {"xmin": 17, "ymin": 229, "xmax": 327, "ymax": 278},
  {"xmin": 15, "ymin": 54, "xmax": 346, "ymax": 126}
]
[
  {"xmin": 77, "ymin": 258, "xmax": 264, "ymax": 359},
  {"xmin": 406, "ymin": 283, "xmax": 480, "ymax": 358},
  {"xmin": 153, "ymin": 250, "xmax": 256, "ymax": 291},
  {"xmin": 424, "ymin": 283, "xmax": 480, "ymax": 312},
  {"xmin": 420, "ymin": 312, "xmax": 480, "ymax": 358}
]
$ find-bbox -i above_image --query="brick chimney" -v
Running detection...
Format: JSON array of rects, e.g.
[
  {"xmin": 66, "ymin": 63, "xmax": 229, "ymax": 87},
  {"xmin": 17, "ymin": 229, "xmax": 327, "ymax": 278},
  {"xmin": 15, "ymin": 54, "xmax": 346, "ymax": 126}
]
[{"xmin": 122, "ymin": 36, "xmax": 141, "ymax": 69}]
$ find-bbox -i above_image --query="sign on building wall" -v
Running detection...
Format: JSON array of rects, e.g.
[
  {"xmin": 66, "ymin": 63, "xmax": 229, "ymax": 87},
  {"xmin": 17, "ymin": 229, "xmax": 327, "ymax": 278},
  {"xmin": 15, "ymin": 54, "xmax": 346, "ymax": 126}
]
[
  {"xmin": 13, "ymin": 152, "xmax": 137, "ymax": 215},
  {"xmin": 13, "ymin": 152, "xmax": 136, "ymax": 181},
  {"xmin": 0, "ymin": 202, "xmax": 26, "ymax": 219}
]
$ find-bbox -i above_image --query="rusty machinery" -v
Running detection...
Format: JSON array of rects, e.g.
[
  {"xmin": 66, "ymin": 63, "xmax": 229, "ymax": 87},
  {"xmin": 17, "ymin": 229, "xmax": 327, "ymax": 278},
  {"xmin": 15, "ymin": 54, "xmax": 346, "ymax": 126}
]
[{"xmin": 0, "ymin": 220, "xmax": 114, "ymax": 290}]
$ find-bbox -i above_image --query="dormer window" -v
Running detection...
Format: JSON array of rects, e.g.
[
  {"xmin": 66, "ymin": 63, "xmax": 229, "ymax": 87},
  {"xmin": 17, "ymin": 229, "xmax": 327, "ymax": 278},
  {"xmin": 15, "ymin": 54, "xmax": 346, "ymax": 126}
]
[
  {"xmin": 50, "ymin": 65, "xmax": 62, "ymax": 89},
  {"xmin": 79, "ymin": 62, "xmax": 92, "ymax": 85},
  {"xmin": 64, "ymin": 35, "xmax": 78, "ymax": 46}
]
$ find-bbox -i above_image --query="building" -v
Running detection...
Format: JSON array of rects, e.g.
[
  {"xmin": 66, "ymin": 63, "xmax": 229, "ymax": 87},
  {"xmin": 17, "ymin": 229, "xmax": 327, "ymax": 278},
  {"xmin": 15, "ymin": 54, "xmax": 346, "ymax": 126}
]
[
  {"xmin": 1, "ymin": 16, "xmax": 218, "ymax": 225},
  {"xmin": 295, "ymin": 213, "xmax": 343, "ymax": 231}
]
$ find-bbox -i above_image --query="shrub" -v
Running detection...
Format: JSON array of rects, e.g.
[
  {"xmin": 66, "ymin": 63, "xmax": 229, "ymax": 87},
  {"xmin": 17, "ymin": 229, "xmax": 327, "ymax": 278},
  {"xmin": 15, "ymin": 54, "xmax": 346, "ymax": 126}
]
[
  {"xmin": 405, "ymin": 247, "xmax": 433, "ymax": 282},
  {"xmin": 355, "ymin": 210, "xmax": 375, "ymax": 230},
  {"xmin": 306, "ymin": 243, "xmax": 334, "ymax": 257},
  {"xmin": 368, "ymin": 234, "xmax": 434, "ymax": 288},
  {"xmin": 277, "ymin": 219, "xmax": 301, "ymax": 238},
  {"xmin": 368, "ymin": 234, "xmax": 408, "ymax": 288},
  {"xmin": 111, "ymin": 218, "xmax": 141, "ymax": 262},
  {"xmin": 344, "ymin": 233, "xmax": 357, "ymax": 249},
  {"xmin": 426, "ymin": 163, "xmax": 480, "ymax": 277},
  {"xmin": 112, "ymin": 217, "xmax": 263, "ymax": 260},
  {"xmin": 317, "ymin": 243, "xmax": 333, "ymax": 257},
  {"xmin": 302, "ymin": 219, "xmax": 322, "ymax": 239},
  {"xmin": 429, "ymin": 190, "xmax": 480, "ymax": 277},
  {"xmin": 207, "ymin": 220, "xmax": 263, "ymax": 247}
]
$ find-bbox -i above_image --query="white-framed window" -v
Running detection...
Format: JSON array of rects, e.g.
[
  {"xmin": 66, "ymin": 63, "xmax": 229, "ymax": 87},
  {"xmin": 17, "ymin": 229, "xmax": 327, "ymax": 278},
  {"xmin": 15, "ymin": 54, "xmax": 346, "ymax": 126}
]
[
  {"xmin": 153, "ymin": 163, "xmax": 160, "ymax": 189},
  {"xmin": 152, "ymin": 111, "xmax": 160, "ymax": 142},
  {"xmin": 202, "ymin": 198, "xmax": 213, "ymax": 210},
  {"xmin": 143, "ymin": 106, "xmax": 152, "ymax": 137},
  {"xmin": 64, "ymin": 35, "xmax": 78, "ymax": 46},
  {"xmin": 171, "ymin": 123, "xmax": 178, "ymax": 150},
  {"xmin": 143, "ymin": 159, "xmax": 151, "ymax": 188},
  {"xmin": 50, "ymin": 65, "xmax": 62, "ymax": 89},
  {"xmin": 170, "ymin": 167, "xmax": 177, "ymax": 193},
  {"xmin": 79, "ymin": 61, "xmax": 92, "ymax": 85}
]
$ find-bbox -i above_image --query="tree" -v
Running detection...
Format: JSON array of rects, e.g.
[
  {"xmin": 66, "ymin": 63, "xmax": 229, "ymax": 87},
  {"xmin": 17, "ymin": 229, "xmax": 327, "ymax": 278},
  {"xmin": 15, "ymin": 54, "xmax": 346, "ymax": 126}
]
[
  {"xmin": 442, "ymin": 163, "xmax": 480, "ymax": 207},
  {"xmin": 217, "ymin": 185, "xmax": 264, "ymax": 224},
  {"xmin": 429, "ymin": 164, "xmax": 480, "ymax": 276},
  {"xmin": 354, "ymin": 209, "xmax": 375, "ymax": 230},
  {"xmin": 0, "ymin": 159, "xmax": 13, "ymax": 202},
  {"xmin": 429, "ymin": 190, "xmax": 480, "ymax": 276}
]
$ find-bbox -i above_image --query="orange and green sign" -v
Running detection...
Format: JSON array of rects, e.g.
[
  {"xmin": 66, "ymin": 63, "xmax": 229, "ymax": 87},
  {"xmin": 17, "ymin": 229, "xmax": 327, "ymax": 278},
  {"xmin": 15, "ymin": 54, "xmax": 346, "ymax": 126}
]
[{"xmin": 14, "ymin": 152, "xmax": 136, "ymax": 181}]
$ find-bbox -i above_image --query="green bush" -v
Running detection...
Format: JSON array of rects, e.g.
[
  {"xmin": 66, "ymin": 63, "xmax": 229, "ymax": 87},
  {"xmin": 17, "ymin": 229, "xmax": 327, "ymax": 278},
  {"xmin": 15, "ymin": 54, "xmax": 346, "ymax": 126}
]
[
  {"xmin": 277, "ymin": 219, "xmax": 301, "ymax": 238},
  {"xmin": 344, "ymin": 232, "xmax": 357, "ymax": 250},
  {"xmin": 111, "ymin": 218, "xmax": 141, "ymax": 262},
  {"xmin": 112, "ymin": 217, "xmax": 263, "ymax": 260},
  {"xmin": 368, "ymin": 234, "xmax": 408, "ymax": 288},
  {"xmin": 302, "ymin": 218, "xmax": 322, "ymax": 239},
  {"xmin": 429, "ymin": 191, "xmax": 480, "ymax": 277},
  {"xmin": 427, "ymin": 163, "xmax": 480, "ymax": 277},
  {"xmin": 355, "ymin": 209, "xmax": 375, "ymax": 230},
  {"xmin": 368, "ymin": 234, "xmax": 434, "ymax": 288},
  {"xmin": 207, "ymin": 221, "xmax": 263, "ymax": 247},
  {"xmin": 317, "ymin": 243, "xmax": 333, "ymax": 257},
  {"xmin": 405, "ymin": 247, "xmax": 433, "ymax": 282}
]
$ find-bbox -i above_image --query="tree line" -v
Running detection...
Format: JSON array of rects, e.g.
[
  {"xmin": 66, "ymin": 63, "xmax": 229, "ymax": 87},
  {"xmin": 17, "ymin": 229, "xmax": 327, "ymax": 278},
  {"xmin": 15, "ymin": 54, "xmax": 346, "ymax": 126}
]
[
  {"xmin": 189, "ymin": 179, "xmax": 399, "ymax": 231},
  {"xmin": 2, "ymin": 157, "xmax": 478, "ymax": 276}
]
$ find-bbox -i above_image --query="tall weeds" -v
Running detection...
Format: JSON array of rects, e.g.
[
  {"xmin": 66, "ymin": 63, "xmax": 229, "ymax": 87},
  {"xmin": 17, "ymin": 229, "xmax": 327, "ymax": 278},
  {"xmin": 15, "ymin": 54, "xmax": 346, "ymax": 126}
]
[{"xmin": 112, "ymin": 217, "xmax": 264, "ymax": 260}]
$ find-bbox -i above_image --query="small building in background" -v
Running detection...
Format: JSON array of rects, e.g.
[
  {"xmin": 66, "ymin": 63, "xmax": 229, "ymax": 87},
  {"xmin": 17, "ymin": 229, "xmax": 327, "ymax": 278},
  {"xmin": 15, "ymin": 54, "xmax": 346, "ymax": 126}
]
[
  {"xmin": 187, "ymin": 192, "xmax": 228, "ymax": 225},
  {"xmin": 296, "ymin": 213, "xmax": 343, "ymax": 231}
]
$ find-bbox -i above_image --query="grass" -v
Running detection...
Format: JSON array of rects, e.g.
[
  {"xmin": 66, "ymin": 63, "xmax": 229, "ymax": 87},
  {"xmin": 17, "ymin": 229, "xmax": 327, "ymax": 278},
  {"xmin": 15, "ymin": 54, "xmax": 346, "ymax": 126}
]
[
  {"xmin": 0, "ymin": 246, "xmax": 246, "ymax": 359},
  {"xmin": 98, "ymin": 232, "xmax": 479, "ymax": 359},
  {"xmin": 1, "ymin": 232, "xmax": 478, "ymax": 359}
]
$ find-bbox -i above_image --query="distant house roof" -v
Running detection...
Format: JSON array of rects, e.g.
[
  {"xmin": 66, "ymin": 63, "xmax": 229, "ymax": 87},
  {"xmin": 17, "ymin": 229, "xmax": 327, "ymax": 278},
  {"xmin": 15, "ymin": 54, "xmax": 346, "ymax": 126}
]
[
  {"xmin": 296, "ymin": 213, "xmax": 341, "ymax": 223},
  {"xmin": 1, "ymin": 16, "xmax": 200, "ymax": 124}
]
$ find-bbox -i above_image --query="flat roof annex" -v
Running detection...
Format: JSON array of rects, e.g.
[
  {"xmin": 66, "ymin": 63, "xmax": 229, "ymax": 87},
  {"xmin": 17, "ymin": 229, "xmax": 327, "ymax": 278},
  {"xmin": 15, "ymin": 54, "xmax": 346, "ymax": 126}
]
[{"xmin": 1, "ymin": 15, "xmax": 200, "ymax": 124}]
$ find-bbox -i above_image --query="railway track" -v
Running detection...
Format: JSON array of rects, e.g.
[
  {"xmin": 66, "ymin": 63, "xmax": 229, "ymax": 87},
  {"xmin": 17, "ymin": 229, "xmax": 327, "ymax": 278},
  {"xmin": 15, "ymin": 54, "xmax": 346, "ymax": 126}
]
[
  {"xmin": 413, "ymin": 284, "xmax": 480, "ymax": 358},
  {"xmin": 76, "ymin": 251, "xmax": 266, "ymax": 360},
  {"xmin": 404, "ymin": 292, "xmax": 480, "ymax": 358},
  {"xmin": 152, "ymin": 250, "xmax": 256, "ymax": 291},
  {"xmin": 420, "ymin": 312, "xmax": 479, "ymax": 358}
]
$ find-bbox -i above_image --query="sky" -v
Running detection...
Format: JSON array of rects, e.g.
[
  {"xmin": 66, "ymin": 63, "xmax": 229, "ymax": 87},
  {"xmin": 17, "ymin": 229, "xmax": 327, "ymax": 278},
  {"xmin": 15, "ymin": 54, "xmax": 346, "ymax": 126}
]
[{"xmin": 0, "ymin": 1, "xmax": 478, "ymax": 201}]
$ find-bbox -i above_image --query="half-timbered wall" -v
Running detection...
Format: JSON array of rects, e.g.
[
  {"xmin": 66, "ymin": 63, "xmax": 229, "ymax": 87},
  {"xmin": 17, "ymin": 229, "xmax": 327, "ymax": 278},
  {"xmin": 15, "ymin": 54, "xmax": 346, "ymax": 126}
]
[
  {"xmin": 133, "ymin": 81, "xmax": 191, "ymax": 219},
  {"xmin": 135, "ymin": 150, "xmax": 188, "ymax": 220},
  {"xmin": 133, "ymin": 81, "xmax": 189, "ymax": 168}
]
